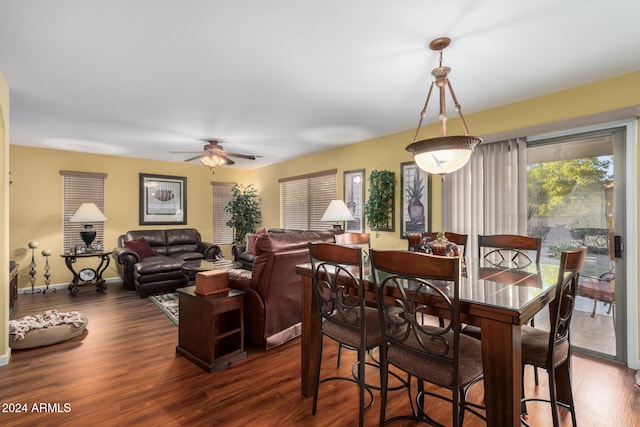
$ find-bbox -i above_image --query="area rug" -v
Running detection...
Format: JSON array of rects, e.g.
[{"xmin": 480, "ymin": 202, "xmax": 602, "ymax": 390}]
[{"xmin": 149, "ymin": 293, "xmax": 179, "ymax": 326}]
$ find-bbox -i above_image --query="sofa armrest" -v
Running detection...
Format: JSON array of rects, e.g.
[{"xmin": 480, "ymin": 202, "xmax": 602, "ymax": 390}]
[
  {"xmin": 112, "ymin": 246, "xmax": 141, "ymax": 290},
  {"xmin": 232, "ymin": 244, "xmax": 247, "ymax": 259},
  {"xmin": 197, "ymin": 242, "xmax": 223, "ymax": 259},
  {"xmin": 113, "ymin": 246, "xmax": 141, "ymax": 263}
]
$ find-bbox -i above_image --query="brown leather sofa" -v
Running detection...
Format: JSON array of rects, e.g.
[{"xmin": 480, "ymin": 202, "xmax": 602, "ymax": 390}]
[
  {"xmin": 227, "ymin": 230, "xmax": 338, "ymax": 348},
  {"xmin": 112, "ymin": 228, "xmax": 222, "ymax": 297}
]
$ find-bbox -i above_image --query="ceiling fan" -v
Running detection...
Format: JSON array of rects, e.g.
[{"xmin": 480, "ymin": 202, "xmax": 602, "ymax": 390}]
[{"xmin": 170, "ymin": 139, "xmax": 260, "ymax": 167}]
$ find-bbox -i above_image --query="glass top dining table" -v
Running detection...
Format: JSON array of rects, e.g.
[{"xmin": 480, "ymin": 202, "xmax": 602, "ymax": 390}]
[{"xmin": 296, "ymin": 259, "xmax": 564, "ymax": 427}]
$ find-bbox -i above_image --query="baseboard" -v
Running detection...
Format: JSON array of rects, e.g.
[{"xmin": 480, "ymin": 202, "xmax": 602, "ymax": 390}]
[
  {"xmin": 17, "ymin": 277, "xmax": 123, "ymax": 294},
  {"xmin": 0, "ymin": 347, "xmax": 11, "ymax": 366}
]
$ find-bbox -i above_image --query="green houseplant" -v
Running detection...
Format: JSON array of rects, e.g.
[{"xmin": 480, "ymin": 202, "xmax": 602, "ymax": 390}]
[
  {"xmin": 225, "ymin": 184, "xmax": 262, "ymax": 244},
  {"xmin": 364, "ymin": 169, "xmax": 395, "ymax": 236}
]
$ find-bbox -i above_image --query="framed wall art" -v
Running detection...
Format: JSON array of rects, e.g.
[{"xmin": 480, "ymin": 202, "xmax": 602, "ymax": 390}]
[
  {"xmin": 343, "ymin": 169, "xmax": 365, "ymax": 233},
  {"xmin": 400, "ymin": 162, "xmax": 431, "ymax": 238},
  {"xmin": 139, "ymin": 173, "xmax": 187, "ymax": 225}
]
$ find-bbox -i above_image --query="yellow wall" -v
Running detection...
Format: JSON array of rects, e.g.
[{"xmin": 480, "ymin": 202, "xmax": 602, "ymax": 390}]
[
  {"xmin": 1, "ymin": 72, "xmax": 10, "ymax": 362},
  {"xmin": 8, "ymin": 147, "xmax": 256, "ymax": 287}
]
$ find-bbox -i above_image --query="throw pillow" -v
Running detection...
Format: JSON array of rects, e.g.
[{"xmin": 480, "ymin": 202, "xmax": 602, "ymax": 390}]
[
  {"xmin": 245, "ymin": 233, "xmax": 254, "ymax": 254},
  {"xmin": 251, "ymin": 228, "xmax": 268, "ymax": 255},
  {"xmin": 123, "ymin": 237, "xmax": 156, "ymax": 259}
]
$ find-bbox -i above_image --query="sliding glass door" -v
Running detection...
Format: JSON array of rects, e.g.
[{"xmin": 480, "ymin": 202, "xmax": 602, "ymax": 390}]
[{"xmin": 527, "ymin": 127, "xmax": 626, "ymax": 361}]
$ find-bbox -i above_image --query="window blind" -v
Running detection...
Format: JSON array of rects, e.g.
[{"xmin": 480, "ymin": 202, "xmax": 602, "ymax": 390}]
[
  {"xmin": 212, "ymin": 182, "xmax": 235, "ymax": 244},
  {"xmin": 61, "ymin": 171, "xmax": 107, "ymax": 253},
  {"xmin": 280, "ymin": 169, "xmax": 336, "ymax": 230}
]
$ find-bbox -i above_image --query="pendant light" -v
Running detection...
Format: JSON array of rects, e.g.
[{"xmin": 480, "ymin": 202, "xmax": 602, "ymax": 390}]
[{"xmin": 405, "ymin": 37, "xmax": 482, "ymax": 175}]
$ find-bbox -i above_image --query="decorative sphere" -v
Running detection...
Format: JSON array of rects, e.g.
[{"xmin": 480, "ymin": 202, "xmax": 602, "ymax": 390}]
[
  {"xmin": 28, "ymin": 241, "xmax": 39, "ymax": 249},
  {"xmin": 41, "ymin": 249, "xmax": 52, "ymax": 256}
]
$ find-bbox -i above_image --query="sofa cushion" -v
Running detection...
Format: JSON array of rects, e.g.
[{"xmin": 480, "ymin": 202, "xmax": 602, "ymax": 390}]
[
  {"xmin": 135, "ymin": 255, "xmax": 184, "ymax": 275},
  {"xmin": 124, "ymin": 230, "xmax": 166, "ymax": 246},
  {"xmin": 238, "ymin": 252, "xmax": 256, "ymax": 264},
  {"xmin": 171, "ymin": 251, "xmax": 205, "ymax": 261},
  {"xmin": 123, "ymin": 237, "xmax": 156, "ymax": 259}
]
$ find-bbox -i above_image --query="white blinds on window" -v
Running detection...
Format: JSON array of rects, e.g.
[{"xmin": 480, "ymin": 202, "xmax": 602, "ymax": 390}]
[
  {"xmin": 212, "ymin": 182, "xmax": 235, "ymax": 244},
  {"xmin": 280, "ymin": 170, "xmax": 337, "ymax": 230},
  {"xmin": 61, "ymin": 171, "xmax": 107, "ymax": 252},
  {"xmin": 442, "ymin": 138, "xmax": 527, "ymax": 256}
]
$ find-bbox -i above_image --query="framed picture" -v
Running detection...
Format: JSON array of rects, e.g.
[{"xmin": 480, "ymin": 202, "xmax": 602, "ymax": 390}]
[
  {"xmin": 343, "ymin": 169, "xmax": 365, "ymax": 233},
  {"xmin": 400, "ymin": 162, "xmax": 431, "ymax": 238},
  {"xmin": 139, "ymin": 173, "xmax": 187, "ymax": 225}
]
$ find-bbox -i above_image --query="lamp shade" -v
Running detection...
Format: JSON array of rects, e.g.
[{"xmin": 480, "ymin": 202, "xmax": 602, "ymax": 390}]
[
  {"xmin": 69, "ymin": 203, "xmax": 107, "ymax": 223},
  {"xmin": 321, "ymin": 200, "xmax": 355, "ymax": 222}
]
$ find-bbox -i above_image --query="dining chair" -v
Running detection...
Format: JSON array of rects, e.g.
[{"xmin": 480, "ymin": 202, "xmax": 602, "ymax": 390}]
[
  {"xmin": 333, "ymin": 232, "xmax": 371, "ymax": 368},
  {"xmin": 520, "ymin": 247, "xmax": 587, "ymax": 427},
  {"xmin": 577, "ymin": 270, "xmax": 616, "ymax": 329},
  {"xmin": 471, "ymin": 233, "xmax": 543, "ymax": 383},
  {"xmin": 478, "ymin": 234, "xmax": 542, "ymax": 267},
  {"xmin": 370, "ymin": 249, "xmax": 485, "ymax": 427},
  {"xmin": 308, "ymin": 242, "xmax": 378, "ymax": 427},
  {"xmin": 334, "ymin": 232, "xmax": 370, "ymax": 246}
]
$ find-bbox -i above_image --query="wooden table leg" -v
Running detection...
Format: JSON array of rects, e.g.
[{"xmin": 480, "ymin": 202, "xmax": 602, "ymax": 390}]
[
  {"xmin": 480, "ymin": 318, "xmax": 522, "ymax": 427},
  {"xmin": 300, "ymin": 275, "xmax": 320, "ymax": 398},
  {"xmin": 555, "ymin": 359, "xmax": 572, "ymax": 405}
]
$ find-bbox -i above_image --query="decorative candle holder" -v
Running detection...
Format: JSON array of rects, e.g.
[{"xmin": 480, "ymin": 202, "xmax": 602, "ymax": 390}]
[
  {"xmin": 24, "ymin": 241, "xmax": 42, "ymax": 295},
  {"xmin": 41, "ymin": 249, "xmax": 55, "ymax": 294}
]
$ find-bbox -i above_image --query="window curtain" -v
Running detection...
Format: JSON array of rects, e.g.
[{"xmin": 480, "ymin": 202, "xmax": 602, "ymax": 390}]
[{"xmin": 442, "ymin": 138, "xmax": 527, "ymax": 257}]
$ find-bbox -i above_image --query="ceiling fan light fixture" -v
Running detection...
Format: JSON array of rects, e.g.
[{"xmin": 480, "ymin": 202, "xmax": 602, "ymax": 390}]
[
  {"xmin": 405, "ymin": 37, "xmax": 482, "ymax": 175},
  {"xmin": 200, "ymin": 153, "xmax": 227, "ymax": 168}
]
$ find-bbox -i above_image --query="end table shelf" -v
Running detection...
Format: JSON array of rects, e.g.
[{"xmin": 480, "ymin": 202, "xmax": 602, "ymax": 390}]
[{"xmin": 176, "ymin": 286, "xmax": 246, "ymax": 373}]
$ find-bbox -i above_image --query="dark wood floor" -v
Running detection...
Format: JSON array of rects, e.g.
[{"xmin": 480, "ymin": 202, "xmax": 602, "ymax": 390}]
[{"xmin": 1, "ymin": 283, "xmax": 638, "ymax": 426}]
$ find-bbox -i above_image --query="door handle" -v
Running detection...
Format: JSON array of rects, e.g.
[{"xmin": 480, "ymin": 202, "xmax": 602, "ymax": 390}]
[{"xmin": 614, "ymin": 235, "xmax": 623, "ymax": 258}]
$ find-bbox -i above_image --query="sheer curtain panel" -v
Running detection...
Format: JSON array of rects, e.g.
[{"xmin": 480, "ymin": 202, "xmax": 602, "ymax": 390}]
[{"xmin": 442, "ymin": 138, "xmax": 527, "ymax": 256}]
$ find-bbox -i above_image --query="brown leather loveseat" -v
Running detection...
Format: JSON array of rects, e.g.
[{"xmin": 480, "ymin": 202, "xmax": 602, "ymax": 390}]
[
  {"xmin": 112, "ymin": 228, "xmax": 222, "ymax": 297},
  {"xmin": 227, "ymin": 230, "xmax": 338, "ymax": 348}
]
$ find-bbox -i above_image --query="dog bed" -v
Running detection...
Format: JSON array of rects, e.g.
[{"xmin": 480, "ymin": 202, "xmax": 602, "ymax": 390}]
[{"xmin": 9, "ymin": 309, "xmax": 88, "ymax": 350}]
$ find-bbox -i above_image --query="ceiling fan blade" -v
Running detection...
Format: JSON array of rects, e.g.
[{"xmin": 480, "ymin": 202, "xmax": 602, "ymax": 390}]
[
  {"xmin": 224, "ymin": 152, "xmax": 259, "ymax": 160},
  {"xmin": 183, "ymin": 153, "xmax": 205, "ymax": 162},
  {"xmin": 223, "ymin": 155, "xmax": 235, "ymax": 165},
  {"xmin": 170, "ymin": 150, "xmax": 202, "ymax": 154}
]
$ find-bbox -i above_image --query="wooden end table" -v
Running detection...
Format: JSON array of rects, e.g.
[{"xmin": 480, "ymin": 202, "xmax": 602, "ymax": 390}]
[{"xmin": 176, "ymin": 286, "xmax": 246, "ymax": 372}]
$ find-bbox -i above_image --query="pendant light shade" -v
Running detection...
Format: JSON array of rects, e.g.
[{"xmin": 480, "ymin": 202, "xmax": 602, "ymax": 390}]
[{"xmin": 406, "ymin": 37, "xmax": 482, "ymax": 175}]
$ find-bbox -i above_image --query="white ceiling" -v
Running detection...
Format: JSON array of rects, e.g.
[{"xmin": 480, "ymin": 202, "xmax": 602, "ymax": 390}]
[{"xmin": 2, "ymin": 0, "xmax": 639, "ymax": 169}]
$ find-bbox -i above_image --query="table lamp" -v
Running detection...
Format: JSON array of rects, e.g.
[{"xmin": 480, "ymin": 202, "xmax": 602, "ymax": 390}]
[
  {"xmin": 320, "ymin": 200, "xmax": 355, "ymax": 229},
  {"xmin": 69, "ymin": 203, "xmax": 107, "ymax": 252}
]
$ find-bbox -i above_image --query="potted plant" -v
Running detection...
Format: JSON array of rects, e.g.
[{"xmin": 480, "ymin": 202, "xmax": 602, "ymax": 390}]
[
  {"xmin": 364, "ymin": 170, "xmax": 395, "ymax": 236},
  {"xmin": 225, "ymin": 184, "xmax": 262, "ymax": 244}
]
